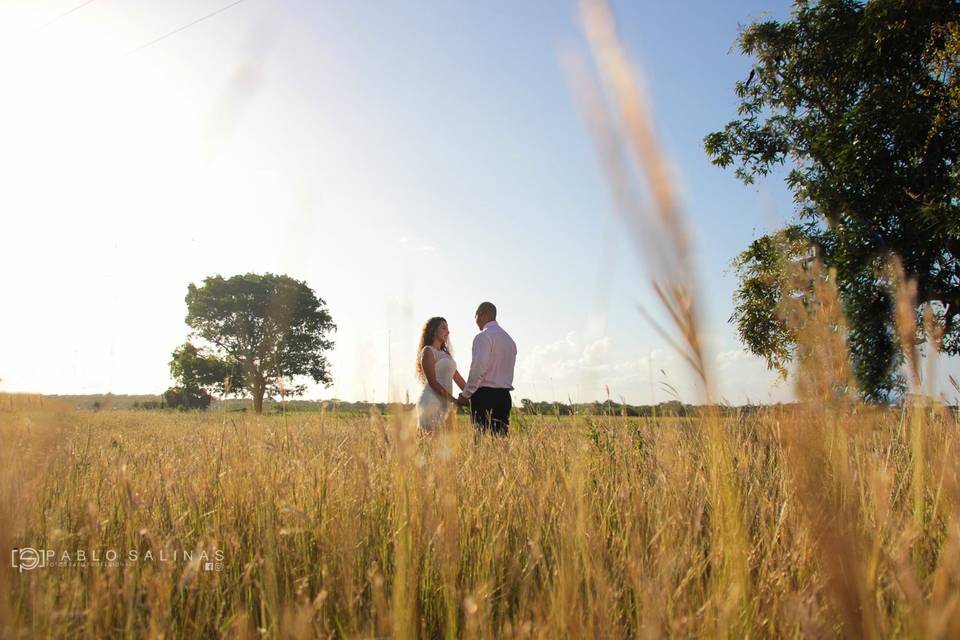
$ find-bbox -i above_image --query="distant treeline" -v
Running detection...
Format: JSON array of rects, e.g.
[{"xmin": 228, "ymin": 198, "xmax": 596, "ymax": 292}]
[
  {"xmin": 516, "ymin": 399, "xmax": 800, "ymax": 417},
  {"xmin": 42, "ymin": 394, "xmax": 811, "ymax": 416},
  {"xmin": 522, "ymin": 399, "xmax": 696, "ymax": 417}
]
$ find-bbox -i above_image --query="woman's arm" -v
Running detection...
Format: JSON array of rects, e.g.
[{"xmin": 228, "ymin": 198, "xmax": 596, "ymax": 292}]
[
  {"xmin": 421, "ymin": 348, "xmax": 458, "ymax": 402},
  {"xmin": 454, "ymin": 370, "xmax": 466, "ymax": 391}
]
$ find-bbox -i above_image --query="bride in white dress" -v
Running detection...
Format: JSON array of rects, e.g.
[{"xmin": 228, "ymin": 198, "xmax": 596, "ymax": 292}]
[{"xmin": 416, "ymin": 317, "xmax": 465, "ymax": 432}]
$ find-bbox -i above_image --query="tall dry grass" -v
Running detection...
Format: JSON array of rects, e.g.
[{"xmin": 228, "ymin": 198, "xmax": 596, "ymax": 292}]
[{"xmin": 2, "ymin": 401, "xmax": 959, "ymax": 638}]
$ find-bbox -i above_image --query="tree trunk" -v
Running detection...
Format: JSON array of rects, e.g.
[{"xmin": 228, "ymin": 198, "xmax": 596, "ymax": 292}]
[{"xmin": 253, "ymin": 379, "xmax": 265, "ymax": 414}]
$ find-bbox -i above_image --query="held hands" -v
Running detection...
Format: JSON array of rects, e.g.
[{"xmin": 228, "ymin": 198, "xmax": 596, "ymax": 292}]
[{"xmin": 455, "ymin": 393, "xmax": 470, "ymax": 407}]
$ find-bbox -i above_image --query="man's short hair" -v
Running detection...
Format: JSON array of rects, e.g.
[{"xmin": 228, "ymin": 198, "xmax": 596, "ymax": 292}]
[{"xmin": 476, "ymin": 301, "xmax": 497, "ymax": 319}]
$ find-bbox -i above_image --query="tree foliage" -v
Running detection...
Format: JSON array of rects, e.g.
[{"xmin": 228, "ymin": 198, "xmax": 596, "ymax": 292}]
[
  {"xmin": 729, "ymin": 226, "xmax": 812, "ymax": 377},
  {"xmin": 183, "ymin": 273, "xmax": 336, "ymax": 413},
  {"xmin": 162, "ymin": 386, "xmax": 212, "ymax": 410},
  {"xmin": 169, "ymin": 342, "xmax": 240, "ymax": 395},
  {"xmin": 705, "ymin": 0, "xmax": 960, "ymax": 401}
]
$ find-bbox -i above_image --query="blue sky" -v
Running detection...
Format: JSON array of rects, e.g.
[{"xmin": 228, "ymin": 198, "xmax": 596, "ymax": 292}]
[{"xmin": 0, "ymin": 0, "xmax": 852, "ymax": 404}]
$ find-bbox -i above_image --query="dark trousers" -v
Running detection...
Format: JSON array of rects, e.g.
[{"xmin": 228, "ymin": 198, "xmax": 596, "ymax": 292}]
[{"xmin": 470, "ymin": 387, "xmax": 511, "ymax": 436}]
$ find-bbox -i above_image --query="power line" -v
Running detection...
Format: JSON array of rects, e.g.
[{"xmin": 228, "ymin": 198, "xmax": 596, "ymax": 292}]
[
  {"xmin": 36, "ymin": 0, "xmax": 98, "ymax": 32},
  {"xmin": 125, "ymin": 0, "xmax": 247, "ymax": 57}
]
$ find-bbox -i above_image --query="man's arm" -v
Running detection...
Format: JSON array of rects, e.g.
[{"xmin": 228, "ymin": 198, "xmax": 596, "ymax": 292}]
[{"xmin": 461, "ymin": 333, "xmax": 492, "ymax": 399}]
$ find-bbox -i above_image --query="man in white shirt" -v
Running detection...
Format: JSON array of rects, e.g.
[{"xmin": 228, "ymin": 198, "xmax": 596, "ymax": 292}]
[{"xmin": 456, "ymin": 301, "xmax": 517, "ymax": 436}]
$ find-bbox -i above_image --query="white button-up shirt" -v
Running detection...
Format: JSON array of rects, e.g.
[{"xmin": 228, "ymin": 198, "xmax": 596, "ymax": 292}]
[{"xmin": 462, "ymin": 320, "xmax": 517, "ymax": 398}]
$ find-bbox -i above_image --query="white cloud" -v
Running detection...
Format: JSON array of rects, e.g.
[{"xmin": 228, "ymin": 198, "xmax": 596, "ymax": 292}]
[
  {"xmin": 514, "ymin": 328, "xmax": 800, "ymax": 405},
  {"xmin": 716, "ymin": 348, "xmax": 750, "ymax": 365},
  {"xmin": 517, "ymin": 331, "xmax": 677, "ymax": 402},
  {"xmin": 713, "ymin": 353, "xmax": 792, "ymax": 404}
]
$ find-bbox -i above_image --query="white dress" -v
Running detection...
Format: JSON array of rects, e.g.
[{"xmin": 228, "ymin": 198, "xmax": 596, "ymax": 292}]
[{"xmin": 416, "ymin": 346, "xmax": 456, "ymax": 432}]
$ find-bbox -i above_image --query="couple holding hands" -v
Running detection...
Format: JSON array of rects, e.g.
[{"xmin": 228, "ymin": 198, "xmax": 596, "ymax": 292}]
[{"xmin": 415, "ymin": 301, "xmax": 517, "ymax": 436}]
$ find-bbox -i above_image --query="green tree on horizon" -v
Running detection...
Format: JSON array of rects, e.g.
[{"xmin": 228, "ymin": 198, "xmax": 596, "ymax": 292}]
[{"xmin": 180, "ymin": 273, "xmax": 336, "ymax": 413}]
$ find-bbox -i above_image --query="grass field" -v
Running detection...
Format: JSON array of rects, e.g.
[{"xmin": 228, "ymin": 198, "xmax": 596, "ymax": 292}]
[{"xmin": 2, "ymin": 400, "xmax": 959, "ymax": 638}]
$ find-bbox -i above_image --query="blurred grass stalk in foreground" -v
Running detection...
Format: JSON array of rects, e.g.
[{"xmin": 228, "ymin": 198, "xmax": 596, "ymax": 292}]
[{"xmin": 576, "ymin": 0, "xmax": 750, "ymax": 633}]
